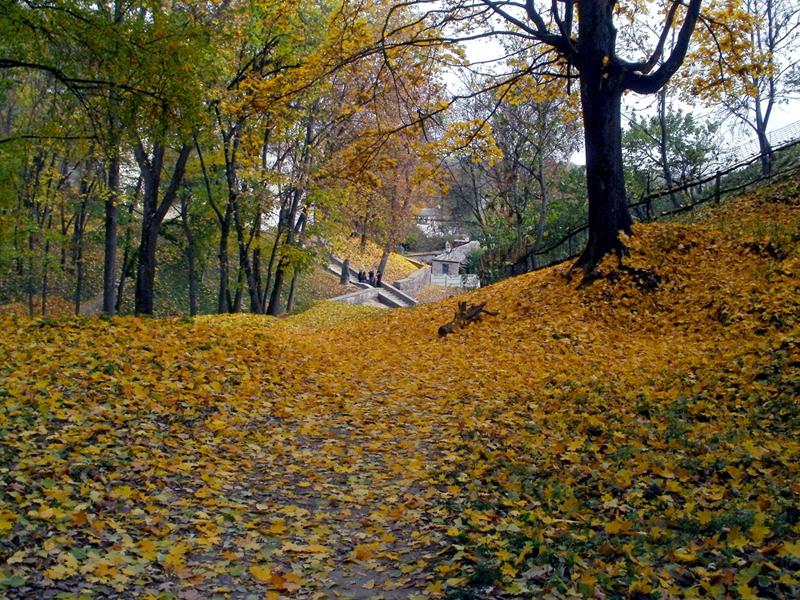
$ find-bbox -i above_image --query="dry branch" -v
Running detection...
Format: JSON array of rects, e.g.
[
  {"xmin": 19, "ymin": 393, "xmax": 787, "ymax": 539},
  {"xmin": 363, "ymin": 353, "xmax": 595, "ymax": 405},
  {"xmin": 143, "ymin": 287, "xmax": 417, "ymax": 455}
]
[{"xmin": 438, "ymin": 301, "xmax": 498, "ymax": 337}]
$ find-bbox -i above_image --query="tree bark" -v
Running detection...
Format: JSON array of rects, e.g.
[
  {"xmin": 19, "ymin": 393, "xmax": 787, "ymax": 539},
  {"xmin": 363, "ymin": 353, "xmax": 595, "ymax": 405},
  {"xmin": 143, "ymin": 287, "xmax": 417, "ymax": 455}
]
[
  {"xmin": 286, "ymin": 209, "xmax": 308, "ymax": 314},
  {"xmin": 103, "ymin": 152, "xmax": 119, "ymax": 315},
  {"xmin": 754, "ymin": 98, "xmax": 773, "ymax": 176},
  {"xmin": 377, "ymin": 248, "xmax": 390, "ymax": 278},
  {"xmin": 572, "ymin": 8, "xmax": 632, "ymax": 275},
  {"xmin": 180, "ymin": 193, "xmax": 198, "ymax": 316},
  {"xmin": 115, "ymin": 180, "xmax": 139, "ymax": 314},
  {"xmin": 134, "ymin": 142, "xmax": 192, "ymax": 315},
  {"xmin": 194, "ymin": 133, "xmax": 232, "ymax": 314},
  {"xmin": 218, "ymin": 203, "xmax": 233, "ymax": 313},
  {"xmin": 267, "ymin": 115, "xmax": 314, "ymax": 316},
  {"xmin": 531, "ymin": 152, "xmax": 550, "ymax": 269},
  {"xmin": 232, "ymin": 192, "xmax": 261, "ymax": 313},
  {"xmin": 40, "ymin": 211, "xmax": 52, "ymax": 316},
  {"xmin": 657, "ymin": 88, "xmax": 679, "ymax": 209},
  {"xmin": 73, "ymin": 192, "xmax": 88, "ymax": 316}
]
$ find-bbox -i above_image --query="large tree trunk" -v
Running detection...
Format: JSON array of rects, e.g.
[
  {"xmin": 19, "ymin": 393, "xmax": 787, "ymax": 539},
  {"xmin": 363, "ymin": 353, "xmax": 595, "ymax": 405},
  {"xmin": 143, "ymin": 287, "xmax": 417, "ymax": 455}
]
[
  {"xmin": 573, "ymin": 15, "xmax": 632, "ymax": 276},
  {"xmin": 102, "ymin": 153, "xmax": 119, "ymax": 315}
]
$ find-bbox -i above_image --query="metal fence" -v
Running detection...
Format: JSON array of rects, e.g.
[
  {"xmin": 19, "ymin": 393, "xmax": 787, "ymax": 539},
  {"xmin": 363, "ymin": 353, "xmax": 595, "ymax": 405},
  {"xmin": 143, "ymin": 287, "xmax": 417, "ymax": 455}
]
[
  {"xmin": 505, "ymin": 130, "xmax": 800, "ymax": 277},
  {"xmin": 431, "ymin": 273, "xmax": 481, "ymax": 289}
]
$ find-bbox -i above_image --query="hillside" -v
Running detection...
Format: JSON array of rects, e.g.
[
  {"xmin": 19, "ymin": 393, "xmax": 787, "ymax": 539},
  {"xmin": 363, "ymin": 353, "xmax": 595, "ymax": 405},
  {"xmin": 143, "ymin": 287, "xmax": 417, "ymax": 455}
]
[{"xmin": 0, "ymin": 177, "xmax": 798, "ymax": 598}]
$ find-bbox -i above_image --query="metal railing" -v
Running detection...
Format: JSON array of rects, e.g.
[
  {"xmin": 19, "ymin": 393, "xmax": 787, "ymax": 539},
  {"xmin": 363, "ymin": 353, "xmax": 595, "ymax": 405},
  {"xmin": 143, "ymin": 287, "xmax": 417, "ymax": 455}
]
[{"xmin": 505, "ymin": 132, "xmax": 800, "ymax": 277}]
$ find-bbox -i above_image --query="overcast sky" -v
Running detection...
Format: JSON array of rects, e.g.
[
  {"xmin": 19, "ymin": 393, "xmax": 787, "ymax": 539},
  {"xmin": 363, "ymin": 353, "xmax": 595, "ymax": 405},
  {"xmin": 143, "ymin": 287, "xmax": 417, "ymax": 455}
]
[{"xmin": 449, "ymin": 34, "xmax": 799, "ymax": 165}]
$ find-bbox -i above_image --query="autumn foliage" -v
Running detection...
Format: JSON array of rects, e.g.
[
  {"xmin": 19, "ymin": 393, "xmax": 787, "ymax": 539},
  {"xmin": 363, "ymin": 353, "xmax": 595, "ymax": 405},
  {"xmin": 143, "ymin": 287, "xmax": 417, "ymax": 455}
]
[{"xmin": 1, "ymin": 177, "xmax": 798, "ymax": 597}]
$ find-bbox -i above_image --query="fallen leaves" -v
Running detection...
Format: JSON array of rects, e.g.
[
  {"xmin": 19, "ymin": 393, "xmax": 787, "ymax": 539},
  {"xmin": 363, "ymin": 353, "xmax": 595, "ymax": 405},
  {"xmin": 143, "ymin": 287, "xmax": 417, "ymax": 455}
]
[{"xmin": 0, "ymin": 184, "xmax": 799, "ymax": 597}]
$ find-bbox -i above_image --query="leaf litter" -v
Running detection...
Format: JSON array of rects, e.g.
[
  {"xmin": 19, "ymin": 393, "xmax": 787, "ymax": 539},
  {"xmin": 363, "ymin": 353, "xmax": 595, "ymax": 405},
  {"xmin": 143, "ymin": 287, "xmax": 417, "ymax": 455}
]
[{"xmin": 1, "ymin": 178, "xmax": 799, "ymax": 598}]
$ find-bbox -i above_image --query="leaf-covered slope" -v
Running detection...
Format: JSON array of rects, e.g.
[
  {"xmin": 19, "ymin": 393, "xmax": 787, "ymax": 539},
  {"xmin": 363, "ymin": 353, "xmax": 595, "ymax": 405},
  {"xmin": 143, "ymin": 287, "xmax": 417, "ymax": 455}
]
[
  {"xmin": 0, "ymin": 182, "xmax": 798, "ymax": 598},
  {"xmin": 329, "ymin": 235, "xmax": 422, "ymax": 281}
]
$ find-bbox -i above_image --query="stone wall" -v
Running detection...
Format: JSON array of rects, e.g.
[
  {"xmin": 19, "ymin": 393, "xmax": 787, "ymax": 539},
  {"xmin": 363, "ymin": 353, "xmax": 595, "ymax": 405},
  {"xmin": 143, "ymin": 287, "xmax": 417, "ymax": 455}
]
[{"xmin": 392, "ymin": 266, "xmax": 431, "ymax": 295}]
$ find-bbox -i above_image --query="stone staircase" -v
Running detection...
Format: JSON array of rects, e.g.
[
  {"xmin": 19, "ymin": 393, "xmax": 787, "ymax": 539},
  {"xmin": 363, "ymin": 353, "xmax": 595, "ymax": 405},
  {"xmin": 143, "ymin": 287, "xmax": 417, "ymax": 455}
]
[{"xmin": 326, "ymin": 257, "xmax": 418, "ymax": 309}]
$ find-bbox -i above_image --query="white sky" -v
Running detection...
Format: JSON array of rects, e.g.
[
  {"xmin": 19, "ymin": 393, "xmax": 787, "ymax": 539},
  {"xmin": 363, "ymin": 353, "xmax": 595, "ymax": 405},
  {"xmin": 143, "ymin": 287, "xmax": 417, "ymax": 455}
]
[{"xmin": 452, "ymin": 34, "xmax": 799, "ymax": 166}]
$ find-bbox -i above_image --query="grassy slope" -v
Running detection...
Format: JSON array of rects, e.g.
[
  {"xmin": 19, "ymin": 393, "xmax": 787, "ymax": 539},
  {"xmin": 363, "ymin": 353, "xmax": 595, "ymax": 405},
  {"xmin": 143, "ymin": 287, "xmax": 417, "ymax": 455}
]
[{"xmin": 0, "ymin": 176, "xmax": 798, "ymax": 598}]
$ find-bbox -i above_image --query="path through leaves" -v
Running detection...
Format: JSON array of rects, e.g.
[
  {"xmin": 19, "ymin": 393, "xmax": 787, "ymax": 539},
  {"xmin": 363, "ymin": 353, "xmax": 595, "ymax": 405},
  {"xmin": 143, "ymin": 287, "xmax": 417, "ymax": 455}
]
[{"xmin": 1, "ymin": 181, "xmax": 799, "ymax": 597}]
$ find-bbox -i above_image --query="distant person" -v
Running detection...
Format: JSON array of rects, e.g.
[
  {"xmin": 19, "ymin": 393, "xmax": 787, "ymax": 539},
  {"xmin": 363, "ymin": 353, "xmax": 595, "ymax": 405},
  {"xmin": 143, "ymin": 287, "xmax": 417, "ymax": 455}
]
[
  {"xmin": 357, "ymin": 270, "xmax": 366, "ymax": 283},
  {"xmin": 368, "ymin": 271, "xmax": 375, "ymax": 286},
  {"xmin": 376, "ymin": 271, "xmax": 382, "ymax": 287}
]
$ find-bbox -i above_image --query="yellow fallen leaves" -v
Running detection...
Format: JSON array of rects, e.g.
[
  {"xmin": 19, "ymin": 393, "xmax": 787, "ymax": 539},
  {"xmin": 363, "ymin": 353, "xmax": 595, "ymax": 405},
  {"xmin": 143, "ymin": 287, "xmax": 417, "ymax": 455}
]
[
  {"xmin": 603, "ymin": 518, "xmax": 632, "ymax": 535},
  {"xmin": 249, "ymin": 565, "xmax": 302, "ymax": 592},
  {"xmin": 0, "ymin": 180, "xmax": 798, "ymax": 597},
  {"xmin": 249, "ymin": 564, "xmax": 272, "ymax": 582},
  {"xmin": 281, "ymin": 542, "xmax": 331, "ymax": 554},
  {"xmin": 0, "ymin": 509, "xmax": 18, "ymax": 533},
  {"xmin": 351, "ymin": 542, "xmax": 380, "ymax": 561},
  {"xmin": 162, "ymin": 543, "xmax": 190, "ymax": 572}
]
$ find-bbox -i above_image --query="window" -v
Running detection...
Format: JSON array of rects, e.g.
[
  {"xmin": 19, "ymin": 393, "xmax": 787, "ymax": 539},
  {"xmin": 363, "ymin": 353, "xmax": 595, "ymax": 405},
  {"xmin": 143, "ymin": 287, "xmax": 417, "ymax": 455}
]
[{"xmin": 442, "ymin": 263, "xmax": 450, "ymax": 274}]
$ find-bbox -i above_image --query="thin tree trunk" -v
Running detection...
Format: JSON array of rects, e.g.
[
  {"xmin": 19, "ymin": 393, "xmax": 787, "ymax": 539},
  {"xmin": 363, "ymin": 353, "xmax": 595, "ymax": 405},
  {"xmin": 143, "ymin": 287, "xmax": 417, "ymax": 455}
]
[
  {"xmin": 74, "ymin": 197, "xmax": 87, "ymax": 316},
  {"xmin": 286, "ymin": 271, "xmax": 300, "ymax": 313},
  {"xmin": 115, "ymin": 181, "xmax": 138, "ymax": 313},
  {"xmin": 27, "ymin": 232, "xmax": 35, "ymax": 318},
  {"xmin": 377, "ymin": 248, "xmax": 390, "ymax": 278},
  {"xmin": 251, "ymin": 205, "xmax": 263, "ymax": 311},
  {"xmin": 262, "ymin": 203, "xmax": 286, "ymax": 314},
  {"xmin": 103, "ymin": 152, "xmax": 119, "ymax": 315},
  {"xmin": 180, "ymin": 193, "xmax": 198, "ymax": 316},
  {"xmin": 286, "ymin": 210, "xmax": 308, "ymax": 314},
  {"xmin": 218, "ymin": 204, "xmax": 233, "ymax": 313},
  {"xmin": 531, "ymin": 154, "xmax": 550, "ymax": 269},
  {"xmin": 194, "ymin": 133, "xmax": 231, "ymax": 314},
  {"xmin": 41, "ymin": 211, "xmax": 52, "ymax": 316},
  {"xmin": 233, "ymin": 193, "xmax": 260, "ymax": 312},
  {"xmin": 60, "ymin": 197, "xmax": 69, "ymax": 271},
  {"xmin": 233, "ymin": 266, "xmax": 244, "ymax": 312},
  {"xmin": 657, "ymin": 88, "xmax": 679, "ymax": 209}
]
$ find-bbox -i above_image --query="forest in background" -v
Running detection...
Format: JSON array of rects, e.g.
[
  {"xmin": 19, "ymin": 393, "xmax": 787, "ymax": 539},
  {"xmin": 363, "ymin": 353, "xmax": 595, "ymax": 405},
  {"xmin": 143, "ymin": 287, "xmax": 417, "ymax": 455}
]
[{"xmin": 1, "ymin": 0, "xmax": 798, "ymax": 317}]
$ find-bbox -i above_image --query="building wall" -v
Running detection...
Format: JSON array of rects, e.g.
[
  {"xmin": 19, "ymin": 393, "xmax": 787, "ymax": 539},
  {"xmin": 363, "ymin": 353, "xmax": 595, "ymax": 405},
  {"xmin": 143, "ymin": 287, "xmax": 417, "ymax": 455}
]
[{"xmin": 432, "ymin": 260, "xmax": 459, "ymax": 276}]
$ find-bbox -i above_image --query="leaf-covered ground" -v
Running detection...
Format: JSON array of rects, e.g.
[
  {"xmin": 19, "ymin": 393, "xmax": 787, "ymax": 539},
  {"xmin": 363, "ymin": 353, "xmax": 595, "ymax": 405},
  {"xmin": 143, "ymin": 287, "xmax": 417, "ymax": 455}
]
[
  {"xmin": 329, "ymin": 237, "xmax": 421, "ymax": 282},
  {"xmin": 1, "ymin": 179, "xmax": 799, "ymax": 599}
]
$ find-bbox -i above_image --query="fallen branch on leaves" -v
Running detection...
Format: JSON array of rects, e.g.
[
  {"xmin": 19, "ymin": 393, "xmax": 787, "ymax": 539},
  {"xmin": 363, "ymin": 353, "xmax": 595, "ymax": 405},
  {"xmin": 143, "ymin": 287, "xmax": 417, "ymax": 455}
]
[{"xmin": 438, "ymin": 301, "xmax": 498, "ymax": 337}]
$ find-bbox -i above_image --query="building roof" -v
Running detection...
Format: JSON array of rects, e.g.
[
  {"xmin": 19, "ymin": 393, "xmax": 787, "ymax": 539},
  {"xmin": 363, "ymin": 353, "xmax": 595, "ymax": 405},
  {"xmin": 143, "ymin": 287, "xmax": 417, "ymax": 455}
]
[{"xmin": 432, "ymin": 240, "xmax": 480, "ymax": 263}]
